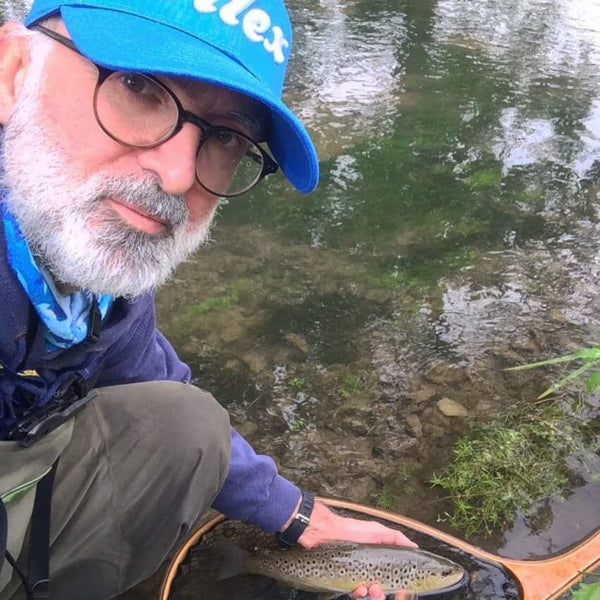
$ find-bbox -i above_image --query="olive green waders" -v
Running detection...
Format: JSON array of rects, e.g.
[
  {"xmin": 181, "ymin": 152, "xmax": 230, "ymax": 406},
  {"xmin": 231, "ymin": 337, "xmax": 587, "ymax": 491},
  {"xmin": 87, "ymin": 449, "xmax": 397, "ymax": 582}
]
[{"xmin": 0, "ymin": 381, "xmax": 231, "ymax": 600}]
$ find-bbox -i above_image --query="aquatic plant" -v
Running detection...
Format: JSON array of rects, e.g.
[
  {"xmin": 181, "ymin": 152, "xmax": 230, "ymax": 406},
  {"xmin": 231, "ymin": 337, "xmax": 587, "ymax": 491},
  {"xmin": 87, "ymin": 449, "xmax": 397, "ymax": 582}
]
[
  {"xmin": 506, "ymin": 343, "xmax": 600, "ymax": 399},
  {"xmin": 338, "ymin": 371, "xmax": 362, "ymax": 399},
  {"xmin": 290, "ymin": 417, "xmax": 309, "ymax": 432},
  {"xmin": 464, "ymin": 167, "xmax": 502, "ymax": 190},
  {"xmin": 377, "ymin": 468, "xmax": 416, "ymax": 511},
  {"xmin": 430, "ymin": 406, "xmax": 578, "ymax": 538},
  {"xmin": 188, "ymin": 279, "xmax": 254, "ymax": 317},
  {"xmin": 191, "ymin": 293, "xmax": 240, "ymax": 315},
  {"xmin": 376, "ymin": 485, "xmax": 398, "ymax": 511},
  {"xmin": 290, "ymin": 377, "xmax": 307, "ymax": 390},
  {"xmin": 571, "ymin": 577, "xmax": 600, "ymax": 600}
]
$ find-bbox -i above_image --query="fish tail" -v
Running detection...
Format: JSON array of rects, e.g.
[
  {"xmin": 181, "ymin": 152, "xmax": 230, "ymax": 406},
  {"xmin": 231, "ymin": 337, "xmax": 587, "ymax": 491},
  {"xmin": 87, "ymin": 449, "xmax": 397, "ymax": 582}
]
[{"xmin": 214, "ymin": 536, "xmax": 250, "ymax": 581}]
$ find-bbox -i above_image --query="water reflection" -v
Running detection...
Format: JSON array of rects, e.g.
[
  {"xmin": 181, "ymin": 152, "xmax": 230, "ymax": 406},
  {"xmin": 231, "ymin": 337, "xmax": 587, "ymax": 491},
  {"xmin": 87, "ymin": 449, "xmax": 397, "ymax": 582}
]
[
  {"xmin": 164, "ymin": 0, "xmax": 600, "ymax": 558},
  {"xmin": 434, "ymin": 0, "xmax": 600, "ymax": 79},
  {"xmin": 435, "ymin": 0, "xmax": 600, "ymax": 183},
  {"xmin": 287, "ymin": 0, "xmax": 409, "ymax": 160}
]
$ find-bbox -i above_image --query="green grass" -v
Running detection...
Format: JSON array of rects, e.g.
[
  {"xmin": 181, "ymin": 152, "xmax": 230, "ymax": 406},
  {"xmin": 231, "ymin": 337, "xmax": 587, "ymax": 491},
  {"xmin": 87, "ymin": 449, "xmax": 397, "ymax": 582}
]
[
  {"xmin": 338, "ymin": 371, "xmax": 362, "ymax": 399},
  {"xmin": 572, "ymin": 578, "xmax": 600, "ymax": 600},
  {"xmin": 430, "ymin": 406, "xmax": 578, "ymax": 538},
  {"xmin": 430, "ymin": 342, "xmax": 600, "ymax": 539}
]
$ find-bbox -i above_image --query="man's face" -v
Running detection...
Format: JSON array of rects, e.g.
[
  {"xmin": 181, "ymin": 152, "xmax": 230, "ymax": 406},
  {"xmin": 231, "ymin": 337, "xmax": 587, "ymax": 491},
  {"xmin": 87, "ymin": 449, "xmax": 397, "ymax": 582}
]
[{"xmin": 1, "ymin": 22, "xmax": 265, "ymax": 298}]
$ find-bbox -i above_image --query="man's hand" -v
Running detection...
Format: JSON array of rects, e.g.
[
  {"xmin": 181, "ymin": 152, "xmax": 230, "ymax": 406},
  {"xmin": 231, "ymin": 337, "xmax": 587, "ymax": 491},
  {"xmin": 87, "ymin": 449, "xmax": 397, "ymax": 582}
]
[
  {"xmin": 297, "ymin": 501, "xmax": 416, "ymax": 549},
  {"xmin": 296, "ymin": 501, "xmax": 418, "ymax": 599}
]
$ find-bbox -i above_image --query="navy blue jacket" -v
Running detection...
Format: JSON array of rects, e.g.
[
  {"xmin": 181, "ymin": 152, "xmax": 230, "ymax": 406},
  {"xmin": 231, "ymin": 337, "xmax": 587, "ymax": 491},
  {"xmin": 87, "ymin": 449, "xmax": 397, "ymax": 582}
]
[{"xmin": 0, "ymin": 218, "xmax": 300, "ymax": 532}]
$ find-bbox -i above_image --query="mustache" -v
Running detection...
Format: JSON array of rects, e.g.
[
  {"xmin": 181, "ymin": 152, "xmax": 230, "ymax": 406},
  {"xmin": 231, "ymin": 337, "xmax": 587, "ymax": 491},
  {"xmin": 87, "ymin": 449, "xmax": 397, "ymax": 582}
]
[{"xmin": 86, "ymin": 175, "xmax": 189, "ymax": 230}]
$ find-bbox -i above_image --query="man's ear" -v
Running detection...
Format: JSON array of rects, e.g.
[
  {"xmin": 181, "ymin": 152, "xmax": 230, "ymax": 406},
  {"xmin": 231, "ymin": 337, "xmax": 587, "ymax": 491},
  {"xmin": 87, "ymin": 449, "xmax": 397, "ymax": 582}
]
[{"xmin": 0, "ymin": 22, "xmax": 32, "ymax": 125}]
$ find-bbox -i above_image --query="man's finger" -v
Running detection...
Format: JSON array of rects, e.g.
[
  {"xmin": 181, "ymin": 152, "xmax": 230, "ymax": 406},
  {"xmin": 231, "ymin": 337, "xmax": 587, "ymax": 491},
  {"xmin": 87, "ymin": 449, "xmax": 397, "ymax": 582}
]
[
  {"xmin": 390, "ymin": 530, "xmax": 418, "ymax": 548},
  {"xmin": 367, "ymin": 583, "xmax": 386, "ymax": 600},
  {"xmin": 350, "ymin": 583, "xmax": 369, "ymax": 598},
  {"xmin": 344, "ymin": 520, "xmax": 418, "ymax": 548}
]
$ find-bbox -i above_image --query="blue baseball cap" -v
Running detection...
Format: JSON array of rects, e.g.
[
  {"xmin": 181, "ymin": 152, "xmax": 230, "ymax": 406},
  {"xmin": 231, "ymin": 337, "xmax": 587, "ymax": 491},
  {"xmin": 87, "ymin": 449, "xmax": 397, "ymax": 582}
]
[{"xmin": 24, "ymin": 0, "xmax": 319, "ymax": 194}]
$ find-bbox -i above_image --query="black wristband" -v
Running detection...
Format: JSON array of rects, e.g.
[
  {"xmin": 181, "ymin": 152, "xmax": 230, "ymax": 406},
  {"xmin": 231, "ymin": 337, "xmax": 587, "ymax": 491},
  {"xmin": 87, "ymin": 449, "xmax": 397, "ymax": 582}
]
[{"xmin": 277, "ymin": 490, "xmax": 315, "ymax": 548}]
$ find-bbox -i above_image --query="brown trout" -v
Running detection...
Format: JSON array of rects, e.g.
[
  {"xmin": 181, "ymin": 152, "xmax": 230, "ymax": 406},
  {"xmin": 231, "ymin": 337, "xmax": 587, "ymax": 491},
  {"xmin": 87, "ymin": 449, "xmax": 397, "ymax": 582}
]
[{"xmin": 216, "ymin": 540, "xmax": 466, "ymax": 598}]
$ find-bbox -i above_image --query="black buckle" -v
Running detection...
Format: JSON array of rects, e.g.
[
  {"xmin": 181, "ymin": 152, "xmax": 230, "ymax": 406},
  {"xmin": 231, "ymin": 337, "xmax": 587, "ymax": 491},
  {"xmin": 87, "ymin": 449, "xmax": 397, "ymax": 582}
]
[
  {"xmin": 277, "ymin": 490, "xmax": 315, "ymax": 548},
  {"xmin": 7, "ymin": 390, "xmax": 97, "ymax": 448},
  {"xmin": 86, "ymin": 298, "xmax": 102, "ymax": 344}
]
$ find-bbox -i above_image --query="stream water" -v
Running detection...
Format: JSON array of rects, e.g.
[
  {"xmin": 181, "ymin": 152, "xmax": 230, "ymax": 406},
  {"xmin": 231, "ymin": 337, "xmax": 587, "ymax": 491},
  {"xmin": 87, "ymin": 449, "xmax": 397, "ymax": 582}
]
[
  {"xmin": 3, "ymin": 0, "xmax": 600, "ymax": 573},
  {"xmin": 156, "ymin": 0, "xmax": 600, "ymax": 559}
]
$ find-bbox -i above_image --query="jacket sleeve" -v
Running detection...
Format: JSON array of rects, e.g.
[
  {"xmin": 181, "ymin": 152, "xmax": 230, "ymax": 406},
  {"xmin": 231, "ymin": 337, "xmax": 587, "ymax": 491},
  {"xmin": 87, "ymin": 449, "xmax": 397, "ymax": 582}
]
[
  {"xmin": 96, "ymin": 295, "xmax": 301, "ymax": 532},
  {"xmin": 212, "ymin": 429, "xmax": 302, "ymax": 532}
]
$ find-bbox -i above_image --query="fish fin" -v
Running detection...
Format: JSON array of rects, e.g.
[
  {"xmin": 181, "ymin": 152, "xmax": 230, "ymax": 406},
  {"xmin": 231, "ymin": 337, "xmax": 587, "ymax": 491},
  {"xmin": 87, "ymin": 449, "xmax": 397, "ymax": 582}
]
[{"xmin": 212, "ymin": 536, "xmax": 250, "ymax": 581}]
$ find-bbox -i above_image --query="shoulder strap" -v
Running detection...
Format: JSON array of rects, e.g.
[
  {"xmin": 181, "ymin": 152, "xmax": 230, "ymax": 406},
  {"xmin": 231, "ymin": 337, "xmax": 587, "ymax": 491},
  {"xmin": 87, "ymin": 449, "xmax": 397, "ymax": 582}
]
[
  {"xmin": 1, "ymin": 460, "xmax": 58, "ymax": 600},
  {"xmin": 27, "ymin": 460, "xmax": 58, "ymax": 600},
  {"xmin": 0, "ymin": 495, "xmax": 7, "ymax": 582}
]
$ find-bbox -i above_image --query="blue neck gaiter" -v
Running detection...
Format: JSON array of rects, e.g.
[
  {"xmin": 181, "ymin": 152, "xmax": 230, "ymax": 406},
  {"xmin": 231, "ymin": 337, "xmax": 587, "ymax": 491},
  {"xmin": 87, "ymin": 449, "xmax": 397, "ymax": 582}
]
[{"xmin": 1, "ymin": 200, "xmax": 113, "ymax": 351}]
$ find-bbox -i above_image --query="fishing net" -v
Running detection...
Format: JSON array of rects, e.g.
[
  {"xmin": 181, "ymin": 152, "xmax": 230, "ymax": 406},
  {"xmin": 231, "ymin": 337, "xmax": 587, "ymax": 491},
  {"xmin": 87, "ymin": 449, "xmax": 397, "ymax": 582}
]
[{"xmin": 165, "ymin": 508, "xmax": 522, "ymax": 600}]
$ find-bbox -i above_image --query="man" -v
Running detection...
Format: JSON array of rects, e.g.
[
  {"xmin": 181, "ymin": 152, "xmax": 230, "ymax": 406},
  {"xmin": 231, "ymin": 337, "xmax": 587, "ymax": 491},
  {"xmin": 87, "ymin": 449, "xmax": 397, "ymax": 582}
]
[{"xmin": 0, "ymin": 1, "xmax": 414, "ymax": 598}]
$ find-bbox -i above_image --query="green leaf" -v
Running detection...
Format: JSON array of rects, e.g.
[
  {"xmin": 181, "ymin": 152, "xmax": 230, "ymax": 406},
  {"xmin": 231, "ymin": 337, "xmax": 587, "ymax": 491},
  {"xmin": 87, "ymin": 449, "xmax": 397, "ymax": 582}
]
[
  {"xmin": 536, "ymin": 363, "xmax": 592, "ymax": 399},
  {"xmin": 585, "ymin": 371, "xmax": 600, "ymax": 393},
  {"xmin": 572, "ymin": 581, "xmax": 600, "ymax": 600},
  {"xmin": 575, "ymin": 345, "xmax": 600, "ymax": 361},
  {"xmin": 504, "ymin": 354, "xmax": 581, "ymax": 371}
]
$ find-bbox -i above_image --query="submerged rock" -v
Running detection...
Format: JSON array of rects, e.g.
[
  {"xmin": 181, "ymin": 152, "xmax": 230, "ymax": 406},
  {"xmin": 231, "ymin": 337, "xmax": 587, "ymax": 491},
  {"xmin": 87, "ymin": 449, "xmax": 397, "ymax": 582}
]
[
  {"xmin": 341, "ymin": 416, "xmax": 371, "ymax": 437},
  {"xmin": 437, "ymin": 398, "xmax": 469, "ymax": 418},
  {"xmin": 422, "ymin": 423, "xmax": 446, "ymax": 439},
  {"xmin": 405, "ymin": 414, "xmax": 423, "ymax": 438},
  {"xmin": 424, "ymin": 360, "xmax": 467, "ymax": 385},
  {"xmin": 242, "ymin": 352, "xmax": 269, "ymax": 373},
  {"xmin": 236, "ymin": 420, "xmax": 259, "ymax": 438},
  {"xmin": 412, "ymin": 385, "xmax": 437, "ymax": 405},
  {"xmin": 285, "ymin": 332, "xmax": 310, "ymax": 356},
  {"xmin": 344, "ymin": 475, "xmax": 378, "ymax": 504}
]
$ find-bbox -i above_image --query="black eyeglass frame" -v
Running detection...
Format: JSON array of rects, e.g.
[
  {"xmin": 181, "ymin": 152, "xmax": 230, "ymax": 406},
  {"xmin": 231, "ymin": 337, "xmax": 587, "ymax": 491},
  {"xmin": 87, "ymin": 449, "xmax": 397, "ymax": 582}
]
[{"xmin": 30, "ymin": 24, "xmax": 279, "ymax": 197}]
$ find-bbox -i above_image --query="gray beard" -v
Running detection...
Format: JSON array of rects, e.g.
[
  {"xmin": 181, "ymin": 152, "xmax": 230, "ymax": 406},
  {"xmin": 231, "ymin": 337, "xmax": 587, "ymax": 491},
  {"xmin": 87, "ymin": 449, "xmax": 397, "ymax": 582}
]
[{"xmin": 0, "ymin": 72, "xmax": 215, "ymax": 298}]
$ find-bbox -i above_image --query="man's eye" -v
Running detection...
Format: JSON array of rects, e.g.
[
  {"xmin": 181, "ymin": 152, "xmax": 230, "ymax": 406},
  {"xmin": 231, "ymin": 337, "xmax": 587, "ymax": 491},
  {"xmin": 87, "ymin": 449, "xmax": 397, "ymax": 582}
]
[
  {"xmin": 215, "ymin": 130, "xmax": 239, "ymax": 147},
  {"xmin": 121, "ymin": 73, "xmax": 148, "ymax": 94},
  {"xmin": 118, "ymin": 73, "xmax": 166, "ymax": 107}
]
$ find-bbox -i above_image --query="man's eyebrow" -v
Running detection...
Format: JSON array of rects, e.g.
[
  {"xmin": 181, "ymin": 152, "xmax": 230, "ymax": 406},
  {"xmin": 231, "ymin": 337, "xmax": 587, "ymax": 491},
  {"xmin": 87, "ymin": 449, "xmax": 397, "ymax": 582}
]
[
  {"xmin": 222, "ymin": 111, "xmax": 265, "ymax": 141},
  {"xmin": 162, "ymin": 77, "xmax": 266, "ymax": 141}
]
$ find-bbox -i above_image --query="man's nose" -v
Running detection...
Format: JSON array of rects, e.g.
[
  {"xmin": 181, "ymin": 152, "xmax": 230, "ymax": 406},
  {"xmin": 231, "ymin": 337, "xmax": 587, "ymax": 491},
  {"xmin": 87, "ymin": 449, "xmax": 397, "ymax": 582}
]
[{"xmin": 135, "ymin": 123, "xmax": 201, "ymax": 195}]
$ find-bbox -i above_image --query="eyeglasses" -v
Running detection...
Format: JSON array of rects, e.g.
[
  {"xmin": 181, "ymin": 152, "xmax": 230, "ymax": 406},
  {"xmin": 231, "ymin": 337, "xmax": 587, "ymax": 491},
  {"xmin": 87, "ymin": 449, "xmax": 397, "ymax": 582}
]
[{"xmin": 30, "ymin": 25, "xmax": 279, "ymax": 197}]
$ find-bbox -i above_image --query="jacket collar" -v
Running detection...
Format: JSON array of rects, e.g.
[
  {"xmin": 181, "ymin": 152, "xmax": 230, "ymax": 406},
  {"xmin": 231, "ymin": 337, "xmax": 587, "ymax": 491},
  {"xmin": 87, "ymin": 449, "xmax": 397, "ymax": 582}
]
[{"xmin": 0, "ymin": 212, "xmax": 34, "ymax": 370}]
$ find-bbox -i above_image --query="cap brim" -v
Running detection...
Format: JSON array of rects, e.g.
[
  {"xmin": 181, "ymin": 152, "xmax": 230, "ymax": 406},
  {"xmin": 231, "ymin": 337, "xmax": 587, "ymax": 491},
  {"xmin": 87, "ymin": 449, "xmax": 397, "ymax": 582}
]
[{"xmin": 55, "ymin": 6, "xmax": 320, "ymax": 194}]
